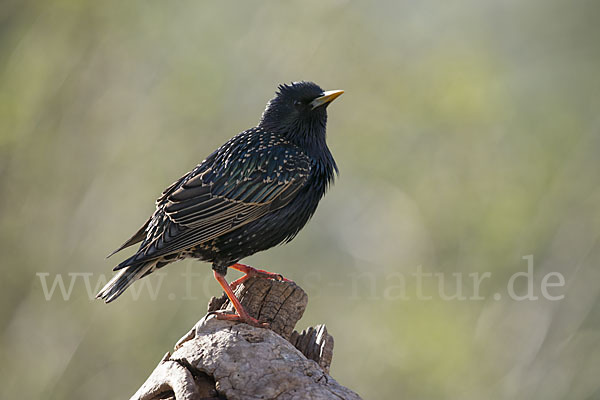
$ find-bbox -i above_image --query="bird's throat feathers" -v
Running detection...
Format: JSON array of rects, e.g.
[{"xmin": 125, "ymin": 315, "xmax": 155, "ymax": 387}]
[{"xmin": 287, "ymin": 117, "xmax": 338, "ymax": 191}]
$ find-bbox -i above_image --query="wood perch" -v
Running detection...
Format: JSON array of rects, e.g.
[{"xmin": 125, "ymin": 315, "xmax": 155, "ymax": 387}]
[{"xmin": 131, "ymin": 277, "xmax": 362, "ymax": 400}]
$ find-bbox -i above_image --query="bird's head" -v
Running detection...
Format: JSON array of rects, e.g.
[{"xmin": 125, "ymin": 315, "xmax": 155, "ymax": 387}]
[{"xmin": 259, "ymin": 81, "xmax": 343, "ymax": 146}]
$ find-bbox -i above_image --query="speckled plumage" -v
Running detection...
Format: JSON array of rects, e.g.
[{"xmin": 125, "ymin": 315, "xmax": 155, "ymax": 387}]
[{"xmin": 97, "ymin": 81, "xmax": 341, "ymax": 303}]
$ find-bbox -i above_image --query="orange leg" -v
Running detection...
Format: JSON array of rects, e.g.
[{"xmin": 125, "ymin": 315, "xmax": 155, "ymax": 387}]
[
  {"xmin": 228, "ymin": 263, "xmax": 293, "ymax": 290},
  {"xmin": 211, "ymin": 270, "xmax": 268, "ymax": 328}
]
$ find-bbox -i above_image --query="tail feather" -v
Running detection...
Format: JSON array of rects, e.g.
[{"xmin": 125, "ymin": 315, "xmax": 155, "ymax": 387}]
[
  {"xmin": 96, "ymin": 262, "xmax": 156, "ymax": 303},
  {"xmin": 113, "ymin": 253, "xmax": 141, "ymax": 271}
]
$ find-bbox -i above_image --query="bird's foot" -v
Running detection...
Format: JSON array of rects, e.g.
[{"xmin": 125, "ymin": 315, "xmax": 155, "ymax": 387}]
[
  {"xmin": 208, "ymin": 310, "xmax": 269, "ymax": 328},
  {"xmin": 229, "ymin": 263, "xmax": 293, "ymax": 291},
  {"xmin": 212, "ymin": 270, "xmax": 269, "ymax": 328}
]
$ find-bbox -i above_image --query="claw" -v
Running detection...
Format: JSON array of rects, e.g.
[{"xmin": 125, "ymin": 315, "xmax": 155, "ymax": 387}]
[
  {"xmin": 210, "ymin": 310, "xmax": 269, "ymax": 328},
  {"xmin": 229, "ymin": 263, "xmax": 293, "ymax": 290}
]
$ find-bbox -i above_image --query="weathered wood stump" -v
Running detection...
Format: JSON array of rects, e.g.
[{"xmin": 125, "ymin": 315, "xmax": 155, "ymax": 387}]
[{"xmin": 131, "ymin": 277, "xmax": 362, "ymax": 400}]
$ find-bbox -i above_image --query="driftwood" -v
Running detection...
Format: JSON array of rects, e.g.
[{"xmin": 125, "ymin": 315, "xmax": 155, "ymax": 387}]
[{"xmin": 131, "ymin": 277, "xmax": 362, "ymax": 400}]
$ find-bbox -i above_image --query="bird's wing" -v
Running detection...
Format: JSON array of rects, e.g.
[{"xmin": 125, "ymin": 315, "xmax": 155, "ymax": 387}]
[{"xmin": 124, "ymin": 144, "xmax": 311, "ymax": 264}]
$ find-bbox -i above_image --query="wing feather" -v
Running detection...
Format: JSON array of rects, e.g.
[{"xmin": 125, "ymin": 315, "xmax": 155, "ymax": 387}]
[{"xmin": 127, "ymin": 139, "xmax": 311, "ymax": 263}]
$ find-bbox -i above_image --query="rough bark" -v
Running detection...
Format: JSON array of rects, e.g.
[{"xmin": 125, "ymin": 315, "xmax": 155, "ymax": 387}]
[{"xmin": 131, "ymin": 277, "xmax": 362, "ymax": 400}]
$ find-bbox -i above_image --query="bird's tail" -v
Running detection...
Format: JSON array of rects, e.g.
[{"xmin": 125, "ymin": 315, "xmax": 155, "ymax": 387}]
[{"xmin": 96, "ymin": 261, "xmax": 156, "ymax": 303}]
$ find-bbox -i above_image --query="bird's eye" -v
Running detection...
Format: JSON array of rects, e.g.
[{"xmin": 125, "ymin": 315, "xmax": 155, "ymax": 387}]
[{"xmin": 293, "ymin": 100, "xmax": 302, "ymax": 107}]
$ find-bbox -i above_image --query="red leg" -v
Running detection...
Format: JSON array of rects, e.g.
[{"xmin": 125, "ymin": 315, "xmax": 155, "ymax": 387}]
[
  {"xmin": 228, "ymin": 263, "xmax": 293, "ymax": 290},
  {"xmin": 211, "ymin": 270, "xmax": 268, "ymax": 328}
]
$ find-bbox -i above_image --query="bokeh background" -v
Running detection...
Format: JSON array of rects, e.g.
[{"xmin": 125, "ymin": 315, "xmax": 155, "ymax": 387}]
[{"xmin": 2, "ymin": 1, "xmax": 600, "ymax": 399}]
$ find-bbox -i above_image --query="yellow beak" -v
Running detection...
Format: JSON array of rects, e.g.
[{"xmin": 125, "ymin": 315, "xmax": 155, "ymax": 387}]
[{"xmin": 310, "ymin": 90, "xmax": 344, "ymax": 109}]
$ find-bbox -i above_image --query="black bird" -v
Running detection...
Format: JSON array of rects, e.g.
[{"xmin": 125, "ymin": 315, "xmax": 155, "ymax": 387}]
[{"xmin": 97, "ymin": 81, "xmax": 343, "ymax": 326}]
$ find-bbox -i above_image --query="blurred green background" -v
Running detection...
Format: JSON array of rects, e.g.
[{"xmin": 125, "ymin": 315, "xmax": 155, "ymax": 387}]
[{"xmin": 1, "ymin": 1, "xmax": 600, "ymax": 399}]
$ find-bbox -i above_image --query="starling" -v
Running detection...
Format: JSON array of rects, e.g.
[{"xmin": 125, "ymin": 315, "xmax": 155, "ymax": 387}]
[{"xmin": 97, "ymin": 81, "xmax": 343, "ymax": 327}]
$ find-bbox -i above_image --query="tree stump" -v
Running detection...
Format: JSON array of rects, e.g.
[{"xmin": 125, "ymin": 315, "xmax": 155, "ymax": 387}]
[{"xmin": 131, "ymin": 277, "xmax": 362, "ymax": 400}]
